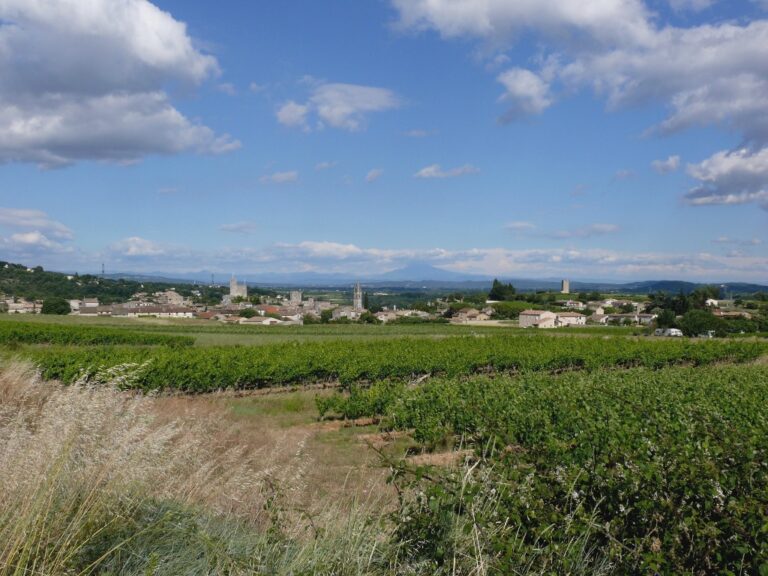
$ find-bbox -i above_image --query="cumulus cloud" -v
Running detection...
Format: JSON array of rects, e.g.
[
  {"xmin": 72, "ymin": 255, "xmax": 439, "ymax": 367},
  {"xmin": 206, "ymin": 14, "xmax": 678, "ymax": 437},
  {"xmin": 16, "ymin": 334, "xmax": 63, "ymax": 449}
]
[
  {"xmin": 391, "ymin": 0, "xmax": 768, "ymax": 206},
  {"xmin": 366, "ymin": 168, "xmax": 384, "ymax": 183},
  {"xmin": 216, "ymin": 83, "xmax": 237, "ymax": 96},
  {"xmin": 315, "ymin": 161, "xmax": 337, "ymax": 171},
  {"xmin": 260, "ymin": 171, "xmax": 299, "ymax": 184},
  {"xmin": 235, "ymin": 241, "xmax": 768, "ymax": 282},
  {"xmin": 0, "ymin": 0, "xmax": 239, "ymax": 167},
  {"xmin": 219, "ymin": 221, "xmax": 258, "ymax": 235},
  {"xmin": 13, "ymin": 233, "xmax": 766, "ymax": 282},
  {"xmin": 0, "ymin": 208, "xmax": 73, "ymax": 239},
  {"xmin": 497, "ymin": 68, "xmax": 553, "ymax": 121},
  {"xmin": 277, "ymin": 82, "xmax": 400, "ymax": 131},
  {"xmin": 110, "ymin": 236, "xmax": 166, "ymax": 257},
  {"xmin": 392, "ymin": 0, "xmax": 654, "ymax": 47},
  {"xmin": 684, "ymin": 148, "xmax": 768, "ymax": 207},
  {"xmin": 652, "ymin": 155, "xmax": 681, "ymax": 174},
  {"xmin": 414, "ymin": 164, "xmax": 479, "ymax": 179},
  {"xmin": 276, "ymin": 101, "xmax": 310, "ymax": 129}
]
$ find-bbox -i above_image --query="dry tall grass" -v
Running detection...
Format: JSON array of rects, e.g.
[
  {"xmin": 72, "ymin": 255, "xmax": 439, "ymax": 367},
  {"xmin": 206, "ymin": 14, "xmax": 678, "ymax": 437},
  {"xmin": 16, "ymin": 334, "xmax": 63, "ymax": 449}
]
[{"xmin": 0, "ymin": 361, "xmax": 391, "ymax": 575}]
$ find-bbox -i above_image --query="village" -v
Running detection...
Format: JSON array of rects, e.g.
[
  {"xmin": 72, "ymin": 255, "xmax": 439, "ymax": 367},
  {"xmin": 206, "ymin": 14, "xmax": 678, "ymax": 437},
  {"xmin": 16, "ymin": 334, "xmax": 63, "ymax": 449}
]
[{"xmin": 2, "ymin": 273, "xmax": 754, "ymax": 329}]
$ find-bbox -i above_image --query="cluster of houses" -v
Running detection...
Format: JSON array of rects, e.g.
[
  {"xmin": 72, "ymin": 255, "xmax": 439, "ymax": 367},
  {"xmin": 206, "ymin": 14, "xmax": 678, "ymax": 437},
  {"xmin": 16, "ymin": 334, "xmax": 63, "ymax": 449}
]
[
  {"xmin": 519, "ymin": 298, "xmax": 657, "ymax": 329},
  {"xmin": 2, "ymin": 274, "xmax": 756, "ymax": 329},
  {"xmin": 2, "ymin": 297, "xmax": 42, "ymax": 314}
]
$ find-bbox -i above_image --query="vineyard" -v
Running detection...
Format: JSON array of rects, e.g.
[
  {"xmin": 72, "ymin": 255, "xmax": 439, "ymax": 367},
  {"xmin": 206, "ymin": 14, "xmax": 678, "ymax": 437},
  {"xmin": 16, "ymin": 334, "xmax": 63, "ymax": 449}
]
[
  {"xmin": 0, "ymin": 321, "xmax": 194, "ymax": 347},
  {"xmin": 321, "ymin": 364, "xmax": 768, "ymax": 573},
  {"xmin": 2, "ymin": 314, "xmax": 768, "ymax": 573},
  {"xmin": 24, "ymin": 335, "xmax": 766, "ymax": 392}
]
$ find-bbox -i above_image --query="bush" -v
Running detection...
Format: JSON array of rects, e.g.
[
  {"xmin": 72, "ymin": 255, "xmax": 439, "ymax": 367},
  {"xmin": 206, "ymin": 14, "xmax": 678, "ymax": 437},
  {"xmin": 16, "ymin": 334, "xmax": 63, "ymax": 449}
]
[{"xmin": 41, "ymin": 297, "xmax": 71, "ymax": 315}]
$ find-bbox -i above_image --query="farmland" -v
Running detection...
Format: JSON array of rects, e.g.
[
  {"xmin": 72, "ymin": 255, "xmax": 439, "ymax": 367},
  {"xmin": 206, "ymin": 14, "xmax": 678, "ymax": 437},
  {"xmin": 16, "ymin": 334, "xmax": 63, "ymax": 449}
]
[{"xmin": 1, "ymin": 314, "xmax": 767, "ymax": 574}]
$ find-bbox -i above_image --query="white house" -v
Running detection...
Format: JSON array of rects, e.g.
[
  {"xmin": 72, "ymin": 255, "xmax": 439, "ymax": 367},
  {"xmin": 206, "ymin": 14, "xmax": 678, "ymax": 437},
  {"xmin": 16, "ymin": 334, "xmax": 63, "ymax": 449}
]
[
  {"xmin": 375, "ymin": 310, "xmax": 398, "ymax": 323},
  {"xmin": 114, "ymin": 306, "xmax": 194, "ymax": 319},
  {"xmin": 519, "ymin": 310, "xmax": 557, "ymax": 328},
  {"xmin": 555, "ymin": 312, "xmax": 586, "ymax": 327}
]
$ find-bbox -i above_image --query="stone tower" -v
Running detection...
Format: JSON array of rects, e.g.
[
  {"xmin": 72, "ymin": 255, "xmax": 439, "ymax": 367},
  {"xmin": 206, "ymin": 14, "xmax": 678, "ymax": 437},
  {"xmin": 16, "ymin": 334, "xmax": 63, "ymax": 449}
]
[
  {"xmin": 353, "ymin": 282, "xmax": 364, "ymax": 311},
  {"xmin": 561, "ymin": 279, "xmax": 570, "ymax": 294}
]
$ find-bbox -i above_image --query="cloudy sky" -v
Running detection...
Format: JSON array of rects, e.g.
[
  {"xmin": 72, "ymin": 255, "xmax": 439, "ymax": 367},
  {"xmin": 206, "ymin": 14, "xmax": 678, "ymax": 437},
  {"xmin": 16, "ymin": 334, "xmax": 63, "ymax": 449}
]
[{"xmin": 0, "ymin": 0, "xmax": 767, "ymax": 281}]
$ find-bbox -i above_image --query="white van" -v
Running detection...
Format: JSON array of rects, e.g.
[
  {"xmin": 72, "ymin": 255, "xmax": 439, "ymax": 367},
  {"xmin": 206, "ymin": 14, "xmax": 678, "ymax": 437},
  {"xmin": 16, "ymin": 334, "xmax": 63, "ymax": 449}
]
[{"xmin": 654, "ymin": 328, "xmax": 683, "ymax": 337}]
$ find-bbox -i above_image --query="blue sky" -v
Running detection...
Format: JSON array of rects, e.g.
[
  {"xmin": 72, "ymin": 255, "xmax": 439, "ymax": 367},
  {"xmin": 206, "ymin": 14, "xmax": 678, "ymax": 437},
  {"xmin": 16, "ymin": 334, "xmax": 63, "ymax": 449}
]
[{"xmin": 0, "ymin": 0, "xmax": 766, "ymax": 281}]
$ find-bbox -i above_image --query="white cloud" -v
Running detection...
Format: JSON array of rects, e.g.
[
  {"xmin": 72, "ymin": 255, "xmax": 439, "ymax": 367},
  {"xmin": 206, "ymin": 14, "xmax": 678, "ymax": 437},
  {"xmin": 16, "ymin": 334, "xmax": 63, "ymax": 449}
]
[
  {"xmin": 667, "ymin": 0, "xmax": 716, "ymax": 11},
  {"xmin": 260, "ymin": 171, "xmax": 299, "ymax": 184},
  {"xmin": 219, "ymin": 221, "xmax": 258, "ymax": 235},
  {"xmin": 548, "ymin": 223, "xmax": 621, "ymax": 239},
  {"xmin": 685, "ymin": 148, "xmax": 768, "ymax": 207},
  {"xmin": 505, "ymin": 221, "xmax": 537, "ymax": 231},
  {"xmin": 392, "ymin": 0, "xmax": 655, "ymax": 48},
  {"xmin": 13, "ymin": 235, "xmax": 765, "ymax": 282},
  {"xmin": 217, "ymin": 83, "xmax": 237, "ymax": 96},
  {"xmin": 414, "ymin": 164, "xmax": 479, "ymax": 179},
  {"xmin": 614, "ymin": 169, "xmax": 634, "ymax": 180},
  {"xmin": 9, "ymin": 231, "xmax": 58, "ymax": 249},
  {"xmin": 110, "ymin": 236, "xmax": 165, "ymax": 257},
  {"xmin": 277, "ymin": 82, "xmax": 400, "ymax": 132},
  {"xmin": 391, "ymin": 0, "xmax": 768, "ymax": 208},
  {"xmin": 366, "ymin": 168, "xmax": 384, "ymax": 183},
  {"xmin": 497, "ymin": 68, "xmax": 553, "ymax": 121},
  {"xmin": 404, "ymin": 129, "xmax": 434, "ymax": 137},
  {"xmin": 712, "ymin": 236, "xmax": 762, "ymax": 246},
  {"xmin": 652, "ymin": 155, "xmax": 681, "ymax": 174},
  {"xmin": 276, "ymin": 101, "xmax": 310, "ymax": 129},
  {"xmin": 249, "ymin": 82, "xmax": 265, "ymax": 93},
  {"xmin": 0, "ymin": 0, "xmax": 239, "ymax": 167},
  {"xmin": 0, "ymin": 208, "xmax": 73, "ymax": 239},
  {"xmin": 315, "ymin": 161, "xmax": 337, "ymax": 171}
]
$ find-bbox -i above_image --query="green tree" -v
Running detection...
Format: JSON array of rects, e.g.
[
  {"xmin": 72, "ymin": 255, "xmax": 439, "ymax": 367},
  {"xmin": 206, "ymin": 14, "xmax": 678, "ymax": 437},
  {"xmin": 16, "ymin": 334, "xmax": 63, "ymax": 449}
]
[
  {"xmin": 488, "ymin": 279, "xmax": 516, "ymax": 301},
  {"xmin": 656, "ymin": 309, "xmax": 677, "ymax": 328},
  {"xmin": 41, "ymin": 297, "xmax": 71, "ymax": 315},
  {"xmin": 320, "ymin": 309, "xmax": 333, "ymax": 324},
  {"xmin": 358, "ymin": 311, "xmax": 380, "ymax": 324},
  {"xmin": 678, "ymin": 309, "xmax": 726, "ymax": 337},
  {"xmin": 238, "ymin": 308, "xmax": 256, "ymax": 318}
]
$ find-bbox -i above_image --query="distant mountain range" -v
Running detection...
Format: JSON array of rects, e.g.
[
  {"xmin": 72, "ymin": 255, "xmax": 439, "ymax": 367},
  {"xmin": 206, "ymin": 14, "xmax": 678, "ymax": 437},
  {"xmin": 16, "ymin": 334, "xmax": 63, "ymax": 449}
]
[{"xmin": 101, "ymin": 264, "xmax": 768, "ymax": 295}]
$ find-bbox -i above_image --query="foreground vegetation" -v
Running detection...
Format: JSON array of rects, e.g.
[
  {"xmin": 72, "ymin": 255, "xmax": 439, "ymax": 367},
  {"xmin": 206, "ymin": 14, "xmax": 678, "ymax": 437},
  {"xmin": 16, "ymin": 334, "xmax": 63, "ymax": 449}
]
[
  {"xmin": 3, "ymin": 310, "xmax": 768, "ymax": 574},
  {"xmin": 0, "ymin": 362, "xmax": 395, "ymax": 576},
  {"xmin": 322, "ymin": 364, "xmax": 768, "ymax": 574}
]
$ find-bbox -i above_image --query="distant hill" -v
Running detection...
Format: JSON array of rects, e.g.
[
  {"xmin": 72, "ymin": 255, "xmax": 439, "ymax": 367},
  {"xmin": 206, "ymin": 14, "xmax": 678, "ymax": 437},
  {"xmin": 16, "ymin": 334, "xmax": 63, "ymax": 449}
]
[
  {"xmin": 4, "ymin": 260, "xmax": 766, "ymax": 298},
  {"xmin": 0, "ymin": 261, "xmax": 227, "ymax": 303},
  {"xmin": 375, "ymin": 263, "xmax": 486, "ymax": 282}
]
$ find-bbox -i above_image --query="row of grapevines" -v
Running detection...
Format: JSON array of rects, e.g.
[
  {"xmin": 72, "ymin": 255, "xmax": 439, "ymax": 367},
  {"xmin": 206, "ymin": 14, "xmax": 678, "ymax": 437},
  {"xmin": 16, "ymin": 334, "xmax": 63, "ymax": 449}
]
[
  {"xmin": 27, "ymin": 335, "xmax": 766, "ymax": 391},
  {"xmin": 0, "ymin": 322, "xmax": 193, "ymax": 347},
  {"xmin": 356, "ymin": 365, "xmax": 768, "ymax": 574}
]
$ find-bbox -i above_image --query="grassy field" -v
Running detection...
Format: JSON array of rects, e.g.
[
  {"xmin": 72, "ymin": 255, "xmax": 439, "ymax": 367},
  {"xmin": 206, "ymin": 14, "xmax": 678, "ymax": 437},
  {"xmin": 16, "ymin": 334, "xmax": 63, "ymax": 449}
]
[{"xmin": 1, "ymin": 313, "xmax": 767, "ymax": 574}]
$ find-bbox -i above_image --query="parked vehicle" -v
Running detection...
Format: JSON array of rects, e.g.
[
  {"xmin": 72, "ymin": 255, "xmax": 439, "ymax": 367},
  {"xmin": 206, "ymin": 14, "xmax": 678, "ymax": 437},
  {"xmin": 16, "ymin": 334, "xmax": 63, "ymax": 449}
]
[{"xmin": 654, "ymin": 328, "xmax": 684, "ymax": 337}]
